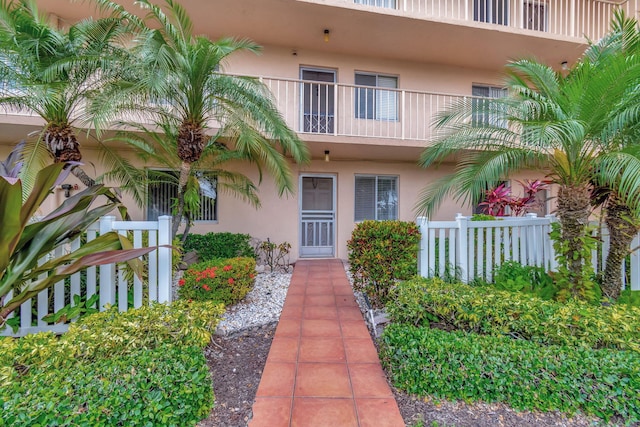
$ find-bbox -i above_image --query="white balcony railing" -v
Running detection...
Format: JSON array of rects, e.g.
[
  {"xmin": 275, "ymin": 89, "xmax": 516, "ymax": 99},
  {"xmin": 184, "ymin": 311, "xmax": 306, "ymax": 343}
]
[
  {"xmin": 351, "ymin": 0, "xmax": 639, "ymax": 41},
  {"xmin": 261, "ymin": 76, "xmax": 467, "ymax": 142}
]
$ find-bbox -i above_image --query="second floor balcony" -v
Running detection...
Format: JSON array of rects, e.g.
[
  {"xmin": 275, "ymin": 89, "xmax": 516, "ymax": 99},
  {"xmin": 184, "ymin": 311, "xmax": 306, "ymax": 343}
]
[{"xmin": 260, "ymin": 76, "xmax": 483, "ymax": 146}]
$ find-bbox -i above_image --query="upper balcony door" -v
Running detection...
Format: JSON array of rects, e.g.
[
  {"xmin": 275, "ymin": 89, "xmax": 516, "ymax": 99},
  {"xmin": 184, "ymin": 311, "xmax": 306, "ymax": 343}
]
[
  {"xmin": 474, "ymin": 0, "xmax": 509, "ymax": 25},
  {"xmin": 301, "ymin": 68, "xmax": 336, "ymax": 134}
]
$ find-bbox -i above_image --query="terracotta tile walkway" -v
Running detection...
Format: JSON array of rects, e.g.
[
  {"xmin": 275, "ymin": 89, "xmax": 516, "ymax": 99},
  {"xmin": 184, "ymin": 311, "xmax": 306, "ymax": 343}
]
[{"xmin": 249, "ymin": 259, "xmax": 405, "ymax": 427}]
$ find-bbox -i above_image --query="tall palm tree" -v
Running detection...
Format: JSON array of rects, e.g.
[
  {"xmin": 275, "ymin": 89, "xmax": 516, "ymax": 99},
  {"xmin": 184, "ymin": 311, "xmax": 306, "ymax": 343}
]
[
  {"xmin": 0, "ymin": 0, "xmax": 130, "ymax": 189},
  {"xmin": 416, "ymin": 49, "xmax": 640, "ymax": 300},
  {"xmin": 91, "ymin": 0, "xmax": 309, "ymax": 239}
]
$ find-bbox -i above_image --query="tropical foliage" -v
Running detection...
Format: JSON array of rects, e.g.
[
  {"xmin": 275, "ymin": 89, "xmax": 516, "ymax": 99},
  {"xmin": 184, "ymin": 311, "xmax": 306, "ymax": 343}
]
[
  {"xmin": 91, "ymin": 0, "xmax": 309, "ymax": 239},
  {"xmin": 416, "ymin": 19, "xmax": 640, "ymax": 299}
]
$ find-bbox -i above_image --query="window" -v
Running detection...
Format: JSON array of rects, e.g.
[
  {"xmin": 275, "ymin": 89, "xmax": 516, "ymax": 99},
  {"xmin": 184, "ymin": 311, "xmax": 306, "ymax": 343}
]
[
  {"xmin": 527, "ymin": 189, "xmax": 548, "ymax": 216},
  {"xmin": 474, "ymin": 0, "xmax": 509, "ymax": 25},
  {"xmin": 354, "ymin": 73, "xmax": 398, "ymax": 121},
  {"xmin": 523, "ymin": 0, "xmax": 547, "ymax": 31},
  {"xmin": 354, "ymin": 0, "xmax": 397, "ymax": 9},
  {"xmin": 355, "ymin": 175, "xmax": 398, "ymax": 221},
  {"xmin": 472, "ymin": 84, "xmax": 508, "ymax": 127},
  {"xmin": 146, "ymin": 170, "xmax": 217, "ymax": 221}
]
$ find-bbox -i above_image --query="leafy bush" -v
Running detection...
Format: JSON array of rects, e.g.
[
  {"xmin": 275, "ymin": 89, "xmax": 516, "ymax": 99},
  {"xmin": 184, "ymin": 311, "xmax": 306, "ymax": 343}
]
[
  {"xmin": 618, "ymin": 289, "xmax": 640, "ymax": 307},
  {"xmin": 379, "ymin": 324, "xmax": 640, "ymax": 422},
  {"xmin": 0, "ymin": 300, "xmax": 223, "ymax": 426},
  {"xmin": 491, "ymin": 261, "xmax": 557, "ymax": 299},
  {"xmin": 1, "ymin": 344, "xmax": 212, "ymax": 427},
  {"xmin": 178, "ymin": 257, "xmax": 256, "ymax": 305},
  {"xmin": 182, "ymin": 232, "xmax": 255, "ymax": 262},
  {"xmin": 387, "ymin": 278, "xmax": 640, "ymax": 352},
  {"xmin": 347, "ymin": 220, "xmax": 420, "ymax": 308}
]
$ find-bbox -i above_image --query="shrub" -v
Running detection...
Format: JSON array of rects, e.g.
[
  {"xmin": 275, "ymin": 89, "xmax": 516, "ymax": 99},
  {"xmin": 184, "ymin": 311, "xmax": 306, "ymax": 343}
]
[
  {"xmin": 0, "ymin": 300, "xmax": 222, "ymax": 426},
  {"xmin": 1, "ymin": 344, "xmax": 213, "ymax": 427},
  {"xmin": 178, "ymin": 257, "xmax": 256, "ymax": 305},
  {"xmin": 380, "ymin": 324, "xmax": 640, "ymax": 422},
  {"xmin": 491, "ymin": 261, "xmax": 557, "ymax": 299},
  {"xmin": 618, "ymin": 289, "xmax": 640, "ymax": 307},
  {"xmin": 387, "ymin": 277, "xmax": 640, "ymax": 352},
  {"xmin": 347, "ymin": 220, "xmax": 420, "ymax": 308},
  {"xmin": 182, "ymin": 232, "xmax": 255, "ymax": 261}
]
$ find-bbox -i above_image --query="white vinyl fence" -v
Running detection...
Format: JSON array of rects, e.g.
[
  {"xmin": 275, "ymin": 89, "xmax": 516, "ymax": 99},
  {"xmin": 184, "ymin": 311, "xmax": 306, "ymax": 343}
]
[
  {"xmin": 418, "ymin": 213, "xmax": 640, "ymax": 291},
  {"xmin": 1, "ymin": 216, "xmax": 173, "ymax": 338}
]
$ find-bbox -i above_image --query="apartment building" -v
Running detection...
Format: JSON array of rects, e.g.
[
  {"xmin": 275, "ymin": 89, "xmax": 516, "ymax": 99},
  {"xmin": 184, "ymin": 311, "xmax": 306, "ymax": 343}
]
[{"xmin": 2, "ymin": 0, "xmax": 636, "ymax": 260}]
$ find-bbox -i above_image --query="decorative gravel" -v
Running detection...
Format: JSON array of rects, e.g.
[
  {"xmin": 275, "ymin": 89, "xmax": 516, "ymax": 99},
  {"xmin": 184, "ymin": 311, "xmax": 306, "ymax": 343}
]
[{"xmin": 215, "ymin": 272, "xmax": 292, "ymax": 336}]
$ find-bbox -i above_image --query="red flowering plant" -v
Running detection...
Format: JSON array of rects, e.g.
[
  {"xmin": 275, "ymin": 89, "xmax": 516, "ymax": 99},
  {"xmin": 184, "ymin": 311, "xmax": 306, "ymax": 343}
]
[
  {"xmin": 178, "ymin": 257, "xmax": 256, "ymax": 305},
  {"xmin": 478, "ymin": 180, "xmax": 549, "ymax": 217}
]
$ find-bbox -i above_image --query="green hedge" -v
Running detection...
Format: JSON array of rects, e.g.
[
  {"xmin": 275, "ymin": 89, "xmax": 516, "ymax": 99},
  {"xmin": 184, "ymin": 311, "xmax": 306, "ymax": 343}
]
[
  {"xmin": 178, "ymin": 257, "xmax": 256, "ymax": 305},
  {"xmin": 1, "ymin": 344, "xmax": 212, "ymax": 427},
  {"xmin": 0, "ymin": 300, "xmax": 224, "ymax": 426},
  {"xmin": 347, "ymin": 220, "xmax": 420, "ymax": 308},
  {"xmin": 387, "ymin": 277, "xmax": 640, "ymax": 352},
  {"xmin": 379, "ymin": 324, "xmax": 640, "ymax": 422},
  {"xmin": 182, "ymin": 232, "xmax": 255, "ymax": 261}
]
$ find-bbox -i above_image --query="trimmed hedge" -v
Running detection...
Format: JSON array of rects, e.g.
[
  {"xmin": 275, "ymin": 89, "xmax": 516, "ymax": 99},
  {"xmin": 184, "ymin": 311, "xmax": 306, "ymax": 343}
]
[
  {"xmin": 347, "ymin": 220, "xmax": 420, "ymax": 308},
  {"xmin": 379, "ymin": 324, "xmax": 640, "ymax": 422},
  {"xmin": 178, "ymin": 257, "xmax": 256, "ymax": 305},
  {"xmin": 1, "ymin": 344, "xmax": 212, "ymax": 427},
  {"xmin": 182, "ymin": 232, "xmax": 255, "ymax": 262},
  {"xmin": 387, "ymin": 277, "xmax": 640, "ymax": 352},
  {"xmin": 0, "ymin": 301, "xmax": 224, "ymax": 426}
]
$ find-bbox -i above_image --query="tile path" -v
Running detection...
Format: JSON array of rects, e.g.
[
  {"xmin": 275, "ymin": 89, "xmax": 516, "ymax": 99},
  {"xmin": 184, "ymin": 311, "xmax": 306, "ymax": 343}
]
[{"xmin": 249, "ymin": 259, "xmax": 405, "ymax": 427}]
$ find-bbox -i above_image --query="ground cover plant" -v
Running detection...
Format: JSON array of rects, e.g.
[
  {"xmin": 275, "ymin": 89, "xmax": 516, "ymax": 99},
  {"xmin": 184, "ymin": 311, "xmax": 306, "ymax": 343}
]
[
  {"xmin": 379, "ymin": 324, "xmax": 640, "ymax": 423},
  {"xmin": 0, "ymin": 300, "xmax": 224, "ymax": 426},
  {"xmin": 178, "ymin": 257, "xmax": 256, "ymax": 305},
  {"xmin": 387, "ymin": 277, "xmax": 640, "ymax": 351}
]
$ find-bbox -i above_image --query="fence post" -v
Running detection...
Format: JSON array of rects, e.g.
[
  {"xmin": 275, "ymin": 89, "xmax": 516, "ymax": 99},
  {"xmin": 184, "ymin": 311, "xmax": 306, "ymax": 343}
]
[
  {"xmin": 631, "ymin": 234, "xmax": 640, "ymax": 291},
  {"xmin": 456, "ymin": 213, "xmax": 469, "ymax": 283},
  {"xmin": 157, "ymin": 216, "xmax": 172, "ymax": 303},
  {"xmin": 99, "ymin": 216, "xmax": 116, "ymax": 310},
  {"xmin": 417, "ymin": 217, "xmax": 428, "ymax": 277},
  {"xmin": 545, "ymin": 214, "xmax": 558, "ymax": 272}
]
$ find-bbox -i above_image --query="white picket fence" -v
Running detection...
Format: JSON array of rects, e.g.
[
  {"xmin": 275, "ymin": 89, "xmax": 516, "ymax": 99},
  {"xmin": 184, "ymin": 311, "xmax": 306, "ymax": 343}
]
[
  {"xmin": 417, "ymin": 213, "xmax": 640, "ymax": 291},
  {"xmin": 1, "ymin": 216, "xmax": 173, "ymax": 337}
]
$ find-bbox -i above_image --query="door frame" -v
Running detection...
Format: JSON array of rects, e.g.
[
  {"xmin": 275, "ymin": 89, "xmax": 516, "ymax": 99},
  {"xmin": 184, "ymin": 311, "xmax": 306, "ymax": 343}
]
[{"xmin": 298, "ymin": 173, "xmax": 337, "ymax": 258}]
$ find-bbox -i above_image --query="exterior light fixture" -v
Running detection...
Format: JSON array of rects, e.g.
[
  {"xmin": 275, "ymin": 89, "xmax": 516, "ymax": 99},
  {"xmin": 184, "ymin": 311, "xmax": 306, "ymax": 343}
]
[
  {"xmin": 324, "ymin": 29, "xmax": 330, "ymax": 42},
  {"xmin": 561, "ymin": 61, "xmax": 568, "ymax": 70},
  {"xmin": 324, "ymin": 150, "xmax": 330, "ymax": 162}
]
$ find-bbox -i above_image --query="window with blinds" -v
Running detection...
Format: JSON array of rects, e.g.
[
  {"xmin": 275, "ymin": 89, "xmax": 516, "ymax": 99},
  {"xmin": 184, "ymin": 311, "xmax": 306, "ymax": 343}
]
[
  {"xmin": 354, "ymin": 175, "xmax": 398, "ymax": 221},
  {"xmin": 474, "ymin": 0, "xmax": 509, "ymax": 25},
  {"xmin": 471, "ymin": 84, "xmax": 508, "ymax": 128},
  {"xmin": 354, "ymin": 0, "xmax": 397, "ymax": 9},
  {"xmin": 354, "ymin": 73, "xmax": 398, "ymax": 121},
  {"xmin": 146, "ymin": 169, "xmax": 217, "ymax": 222}
]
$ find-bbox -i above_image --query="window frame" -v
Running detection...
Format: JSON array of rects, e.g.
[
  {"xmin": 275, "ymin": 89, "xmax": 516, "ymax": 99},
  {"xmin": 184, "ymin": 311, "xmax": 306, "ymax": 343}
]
[
  {"xmin": 354, "ymin": 174, "xmax": 399, "ymax": 221},
  {"xmin": 471, "ymin": 83, "xmax": 508, "ymax": 128},
  {"xmin": 354, "ymin": 72, "xmax": 399, "ymax": 122},
  {"xmin": 146, "ymin": 168, "xmax": 218, "ymax": 223}
]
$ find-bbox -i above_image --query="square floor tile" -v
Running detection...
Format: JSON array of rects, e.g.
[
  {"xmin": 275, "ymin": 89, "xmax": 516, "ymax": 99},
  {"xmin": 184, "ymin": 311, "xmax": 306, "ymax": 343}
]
[
  {"xmin": 338, "ymin": 307, "xmax": 364, "ymax": 321},
  {"xmin": 267, "ymin": 337, "xmax": 299, "ymax": 362},
  {"xmin": 303, "ymin": 306, "xmax": 338, "ymax": 320},
  {"xmin": 291, "ymin": 398, "xmax": 358, "ymax": 427},
  {"xmin": 286, "ymin": 285, "xmax": 306, "ymax": 295},
  {"xmin": 274, "ymin": 319, "xmax": 301, "ymax": 338},
  {"xmin": 255, "ymin": 362, "xmax": 296, "ymax": 397},
  {"xmin": 294, "ymin": 362, "xmax": 351, "ymax": 397},
  {"xmin": 335, "ymin": 295, "xmax": 358, "ymax": 307},
  {"xmin": 306, "ymin": 284, "xmax": 334, "ymax": 295},
  {"xmin": 298, "ymin": 337, "xmax": 346, "ymax": 363},
  {"xmin": 349, "ymin": 364, "xmax": 394, "ymax": 398},
  {"xmin": 301, "ymin": 319, "xmax": 341, "ymax": 337},
  {"xmin": 283, "ymin": 294, "xmax": 305, "ymax": 307},
  {"xmin": 344, "ymin": 338, "xmax": 380, "ymax": 363},
  {"xmin": 333, "ymin": 285, "xmax": 354, "ymax": 296},
  {"xmin": 249, "ymin": 397, "xmax": 292, "ymax": 427},
  {"xmin": 340, "ymin": 320, "xmax": 371, "ymax": 338},
  {"xmin": 305, "ymin": 295, "xmax": 336, "ymax": 306},
  {"xmin": 355, "ymin": 398, "xmax": 405, "ymax": 427},
  {"xmin": 279, "ymin": 305, "xmax": 304, "ymax": 319}
]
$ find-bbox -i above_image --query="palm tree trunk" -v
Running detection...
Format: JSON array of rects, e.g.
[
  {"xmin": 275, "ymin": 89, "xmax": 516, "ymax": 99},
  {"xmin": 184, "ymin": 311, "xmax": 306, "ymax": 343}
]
[
  {"xmin": 556, "ymin": 184, "xmax": 592, "ymax": 298},
  {"xmin": 171, "ymin": 160, "xmax": 192, "ymax": 239},
  {"xmin": 71, "ymin": 166, "xmax": 96, "ymax": 187},
  {"xmin": 602, "ymin": 194, "xmax": 640, "ymax": 300}
]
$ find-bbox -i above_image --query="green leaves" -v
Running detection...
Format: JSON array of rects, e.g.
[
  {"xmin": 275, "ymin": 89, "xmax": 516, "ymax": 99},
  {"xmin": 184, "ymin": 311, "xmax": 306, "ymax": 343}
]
[{"xmin": 380, "ymin": 324, "xmax": 640, "ymax": 422}]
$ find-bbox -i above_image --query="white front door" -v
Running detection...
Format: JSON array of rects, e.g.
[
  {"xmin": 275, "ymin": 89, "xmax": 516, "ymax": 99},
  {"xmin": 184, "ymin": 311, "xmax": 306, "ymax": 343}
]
[{"xmin": 300, "ymin": 175, "xmax": 336, "ymax": 257}]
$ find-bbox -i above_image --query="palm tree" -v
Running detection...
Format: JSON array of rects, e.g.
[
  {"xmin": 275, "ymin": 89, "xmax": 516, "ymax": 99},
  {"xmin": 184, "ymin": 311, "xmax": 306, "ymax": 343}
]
[
  {"xmin": 416, "ymin": 48, "xmax": 640, "ymax": 300},
  {"xmin": 91, "ymin": 0, "xmax": 309, "ymax": 239},
  {"xmin": 0, "ymin": 0, "xmax": 130, "ymax": 189}
]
